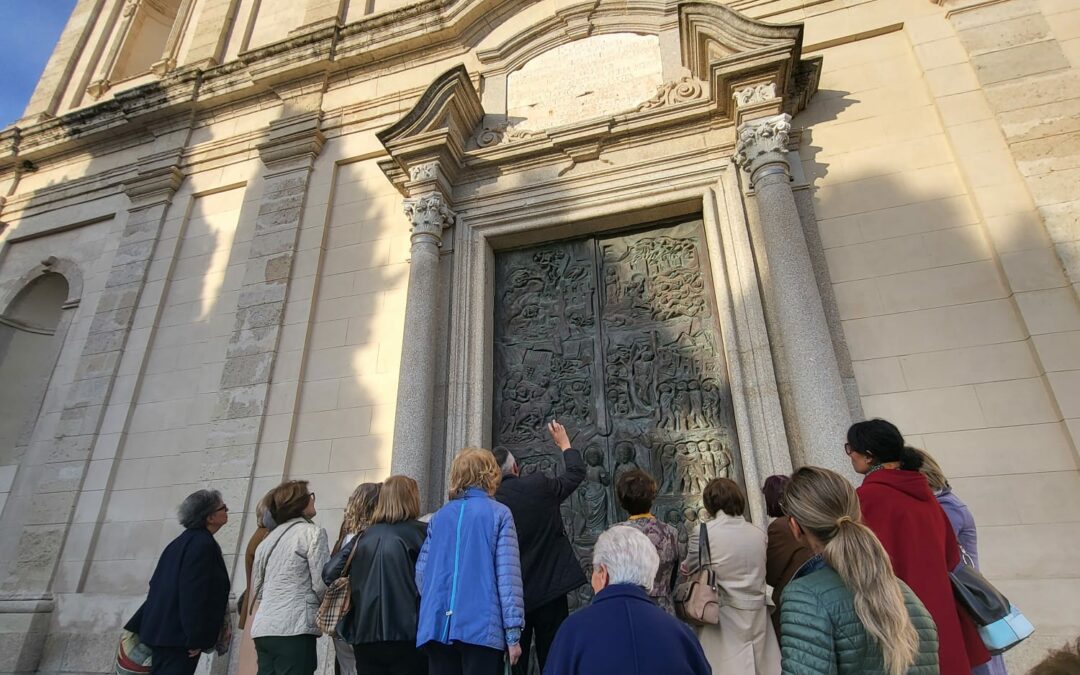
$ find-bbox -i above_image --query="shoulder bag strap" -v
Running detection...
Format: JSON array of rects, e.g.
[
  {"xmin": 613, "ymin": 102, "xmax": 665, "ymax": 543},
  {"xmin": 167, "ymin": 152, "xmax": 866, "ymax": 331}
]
[
  {"xmin": 338, "ymin": 532, "xmax": 362, "ymax": 579},
  {"xmin": 697, "ymin": 521, "xmax": 711, "ymax": 569}
]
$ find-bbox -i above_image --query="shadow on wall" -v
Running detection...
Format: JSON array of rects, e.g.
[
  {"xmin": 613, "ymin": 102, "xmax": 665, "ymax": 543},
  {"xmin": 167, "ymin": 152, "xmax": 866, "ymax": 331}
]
[{"xmin": 796, "ymin": 86, "xmax": 1078, "ymax": 672}]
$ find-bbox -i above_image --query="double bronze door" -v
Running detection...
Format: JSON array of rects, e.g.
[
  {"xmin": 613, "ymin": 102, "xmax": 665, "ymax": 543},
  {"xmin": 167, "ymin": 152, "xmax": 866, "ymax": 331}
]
[{"xmin": 492, "ymin": 218, "xmax": 742, "ymax": 582}]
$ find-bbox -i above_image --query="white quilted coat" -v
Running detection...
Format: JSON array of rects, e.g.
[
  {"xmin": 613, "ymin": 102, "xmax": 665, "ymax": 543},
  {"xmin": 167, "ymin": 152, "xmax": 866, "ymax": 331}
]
[{"xmin": 250, "ymin": 518, "xmax": 330, "ymax": 638}]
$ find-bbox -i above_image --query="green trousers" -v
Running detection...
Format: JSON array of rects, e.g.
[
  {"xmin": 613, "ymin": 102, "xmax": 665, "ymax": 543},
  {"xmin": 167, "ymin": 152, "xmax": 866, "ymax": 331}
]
[{"xmin": 254, "ymin": 635, "xmax": 318, "ymax": 675}]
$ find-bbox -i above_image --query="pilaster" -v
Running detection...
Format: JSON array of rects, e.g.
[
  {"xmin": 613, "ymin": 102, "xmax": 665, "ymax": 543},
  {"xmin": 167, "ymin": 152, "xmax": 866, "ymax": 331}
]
[{"xmin": 199, "ymin": 111, "xmax": 324, "ymax": 551}]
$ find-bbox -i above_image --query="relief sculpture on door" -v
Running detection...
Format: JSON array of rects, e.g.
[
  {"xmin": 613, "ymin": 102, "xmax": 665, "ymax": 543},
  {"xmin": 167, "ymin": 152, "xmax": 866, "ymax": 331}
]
[{"xmin": 492, "ymin": 220, "xmax": 741, "ymax": 604}]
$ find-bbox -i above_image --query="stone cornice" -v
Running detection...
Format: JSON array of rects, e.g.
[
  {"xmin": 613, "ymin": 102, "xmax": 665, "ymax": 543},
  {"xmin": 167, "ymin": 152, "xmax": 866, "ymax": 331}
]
[
  {"xmin": 122, "ymin": 151, "xmax": 185, "ymax": 207},
  {"xmin": 256, "ymin": 112, "xmax": 326, "ymax": 170}
]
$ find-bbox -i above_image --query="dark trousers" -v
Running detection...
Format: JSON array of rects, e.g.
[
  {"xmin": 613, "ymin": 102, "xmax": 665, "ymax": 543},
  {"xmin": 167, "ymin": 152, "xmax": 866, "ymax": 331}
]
[
  {"xmin": 149, "ymin": 646, "xmax": 200, "ymax": 675},
  {"xmin": 254, "ymin": 635, "xmax": 318, "ymax": 675},
  {"xmin": 354, "ymin": 641, "xmax": 427, "ymax": 675},
  {"xmin": 424, "ymin": 641, "xmax": 504, "ymax": 675},
  {"xmin": 514, "ymin": 596, "xmax": 568, "ymax": 675}
]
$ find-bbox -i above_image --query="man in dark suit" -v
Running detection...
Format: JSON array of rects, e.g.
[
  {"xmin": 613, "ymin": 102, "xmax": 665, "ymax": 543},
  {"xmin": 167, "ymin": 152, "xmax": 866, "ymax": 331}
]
[
  {"xmin": 492, "ymin": 420, "xmax": 587, "ymax": 675},
  {"xmin": 128, "ymin": 489, "xmax": 232, "ymax": 675}
]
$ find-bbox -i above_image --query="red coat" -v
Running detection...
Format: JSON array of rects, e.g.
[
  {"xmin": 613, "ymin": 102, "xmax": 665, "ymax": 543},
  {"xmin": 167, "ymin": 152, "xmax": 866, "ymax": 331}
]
[{"xmin": 857, "ymin": 469, "xmax": 990, "ymax": 675}]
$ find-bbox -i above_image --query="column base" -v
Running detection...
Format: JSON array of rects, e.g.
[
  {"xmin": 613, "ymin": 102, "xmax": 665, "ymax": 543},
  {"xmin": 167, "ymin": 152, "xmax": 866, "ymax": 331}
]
[{"xmin": 0, "ymin": 593, "xmax": 53, "ymax": 675}]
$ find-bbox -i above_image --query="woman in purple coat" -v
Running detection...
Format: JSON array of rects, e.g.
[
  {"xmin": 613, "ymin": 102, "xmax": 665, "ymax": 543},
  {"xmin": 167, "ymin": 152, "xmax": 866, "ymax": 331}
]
[{"xmin": 916, "ymin": 449, "xmax": 1008, "ymax": 675}]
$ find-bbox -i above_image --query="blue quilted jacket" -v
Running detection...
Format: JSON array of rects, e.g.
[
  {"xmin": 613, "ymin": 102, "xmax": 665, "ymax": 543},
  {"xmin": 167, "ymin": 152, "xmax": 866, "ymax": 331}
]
[{"xmin": 415, "ymin": 487, "xmax": 525, "ymax": 652}]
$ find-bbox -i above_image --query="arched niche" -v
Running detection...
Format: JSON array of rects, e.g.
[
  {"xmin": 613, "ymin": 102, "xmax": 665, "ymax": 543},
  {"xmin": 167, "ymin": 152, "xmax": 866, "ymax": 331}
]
[{"xmin": 0, "ymin": 262, "xmax": 81, "ymax": 464}]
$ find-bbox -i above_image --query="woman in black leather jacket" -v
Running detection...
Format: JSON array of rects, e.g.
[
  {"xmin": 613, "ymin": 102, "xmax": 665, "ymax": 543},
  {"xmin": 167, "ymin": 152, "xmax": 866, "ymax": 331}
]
[{"xmin": 334, "ymin": 475, "xmax": 428, "ymax": 675}]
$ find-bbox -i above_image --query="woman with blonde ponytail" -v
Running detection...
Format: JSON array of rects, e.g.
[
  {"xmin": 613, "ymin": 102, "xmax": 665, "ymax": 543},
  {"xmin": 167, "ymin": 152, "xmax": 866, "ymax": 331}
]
[{"xmin": 778, "ymin": 467, "xmax": 939, "ymax": 675}]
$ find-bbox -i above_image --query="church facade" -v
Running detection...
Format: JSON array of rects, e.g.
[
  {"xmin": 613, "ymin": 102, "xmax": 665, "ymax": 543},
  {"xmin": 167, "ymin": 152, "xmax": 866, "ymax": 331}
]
[{"xmin": 0, "ymin": 0, "xmax": 1077, "ymax": 672}]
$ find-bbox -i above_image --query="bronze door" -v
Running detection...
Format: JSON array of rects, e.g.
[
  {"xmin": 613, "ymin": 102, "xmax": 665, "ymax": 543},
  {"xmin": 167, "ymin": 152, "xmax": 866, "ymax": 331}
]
[{"xmin": 492, "ymin": 219, "xmax": 741, "ymax": 582}]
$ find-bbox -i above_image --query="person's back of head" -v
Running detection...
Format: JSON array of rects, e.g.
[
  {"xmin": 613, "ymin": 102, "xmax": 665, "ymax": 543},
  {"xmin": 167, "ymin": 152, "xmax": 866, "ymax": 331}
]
[
  {"xmin": 1030, "ymin": 638, "xmax": 1080, "ymax": 675},
  {"xmin": 762, "ymin": 475, "xmax": 790, "ymax": 518},
  {"xmin": 490, "ymin": 446, "xmax": 516, "ymax": 476},
  {"xmin": 615, "ymin": 469, "xmax": 657, "ymax": 516},
  {"xmin": 268, "ymin": 479, "xmax": 312, "ymax": 524},
  {"xmin": 341, "ymin": 482, "xmax": 381, "ymax": 539},
  {"xmin": 449, "ymin": 447, "xmax": 501, "ymax": 498},
  {"xmin": 847, "ymin": 418, "xmax": 924, "ymax": 471},
  {"xmin": 703, "ymin": 477, "xmax": 746, "ymax": 518},
  {"xmin": 372, "ymin": 475, "xmax": 421, "ymax": 524},
  {"xmin": 912, "ymin": 449, "xmax": 950, "ymax": 493},
  {"xmin": 783, "ymin": 466, "xmax": 920, "ymax": 675},
  {"xmin": 592, "ymin": 525, "xmax": 659, "ymax": 591}
]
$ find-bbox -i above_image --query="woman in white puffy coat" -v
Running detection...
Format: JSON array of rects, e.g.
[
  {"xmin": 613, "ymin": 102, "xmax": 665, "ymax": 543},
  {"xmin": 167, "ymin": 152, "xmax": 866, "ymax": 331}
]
[{"xmin": 251, "ymin": 480, "xmax": 330, "ymax": 675}]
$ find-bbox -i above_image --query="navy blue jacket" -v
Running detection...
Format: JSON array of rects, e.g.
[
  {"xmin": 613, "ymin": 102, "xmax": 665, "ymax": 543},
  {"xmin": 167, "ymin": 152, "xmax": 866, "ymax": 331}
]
[
  {"xmin": 131, "ymin": 527, "xmax": 230, "ymax": 650},
  {"xmin": 494, "ymin": 448, "xmax": 587, "ymax": 611},
  {"xmin": 544, "ymin": 584, "xmax": 712, "ymax": 675}
]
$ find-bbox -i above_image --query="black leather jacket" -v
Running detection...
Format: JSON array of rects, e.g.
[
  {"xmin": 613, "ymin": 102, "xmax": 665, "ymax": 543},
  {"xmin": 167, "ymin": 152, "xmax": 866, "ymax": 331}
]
[{"xmin": 334, "ymin": 519, "xmax": 428, "ymax": 645}]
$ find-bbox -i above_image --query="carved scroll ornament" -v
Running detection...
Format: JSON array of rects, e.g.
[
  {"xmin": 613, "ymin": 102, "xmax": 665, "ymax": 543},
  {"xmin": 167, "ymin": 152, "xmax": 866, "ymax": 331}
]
[{"xmin": 636, "ymin": 77, "xmax": 706, "ymax": 111}]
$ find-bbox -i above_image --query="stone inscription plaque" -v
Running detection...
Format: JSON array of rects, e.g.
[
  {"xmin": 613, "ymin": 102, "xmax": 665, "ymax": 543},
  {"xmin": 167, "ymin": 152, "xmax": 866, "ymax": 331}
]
[
  {"xmin": 492, "ymin": 220, "xmax": 742, "ymax": 606},
  {"xmin": 506, "ymin": 33, "xmax": 663, "ymax": 133}
]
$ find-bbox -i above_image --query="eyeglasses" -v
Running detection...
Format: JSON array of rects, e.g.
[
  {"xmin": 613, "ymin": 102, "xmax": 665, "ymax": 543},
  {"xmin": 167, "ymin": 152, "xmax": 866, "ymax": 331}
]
[{"xmin": 214, "ymin": 504, "xmax": 229, "ymax": 513}]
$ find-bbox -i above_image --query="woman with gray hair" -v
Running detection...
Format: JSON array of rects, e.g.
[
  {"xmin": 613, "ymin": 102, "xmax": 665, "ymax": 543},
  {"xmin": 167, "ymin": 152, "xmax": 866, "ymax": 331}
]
[
  {"xmin": 125, "ymin": 489, "xmax": 231, "ymax": 675},
  {"xmin": 544, "ymin": 526, "xmax": 710, "ymax": 675}
]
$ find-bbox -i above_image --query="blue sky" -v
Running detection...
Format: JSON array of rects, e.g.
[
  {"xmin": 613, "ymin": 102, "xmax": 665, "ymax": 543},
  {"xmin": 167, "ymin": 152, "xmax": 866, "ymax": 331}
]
[{"xmin": 0, "ymin": 0, "xmax": 78, "ymax": 128}]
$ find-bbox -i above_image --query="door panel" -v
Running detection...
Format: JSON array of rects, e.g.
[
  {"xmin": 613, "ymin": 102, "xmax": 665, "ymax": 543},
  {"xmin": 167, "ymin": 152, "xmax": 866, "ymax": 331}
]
[{"xmin": 492, "ymin": 218, "xmax": 742, "ymax": 590}]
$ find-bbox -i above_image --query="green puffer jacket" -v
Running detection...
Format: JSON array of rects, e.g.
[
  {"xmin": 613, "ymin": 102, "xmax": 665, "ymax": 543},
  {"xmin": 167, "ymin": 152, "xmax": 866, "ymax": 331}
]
[{"xmin": 779, "ymin": 565, "xmax": 940, "ymax": 675}]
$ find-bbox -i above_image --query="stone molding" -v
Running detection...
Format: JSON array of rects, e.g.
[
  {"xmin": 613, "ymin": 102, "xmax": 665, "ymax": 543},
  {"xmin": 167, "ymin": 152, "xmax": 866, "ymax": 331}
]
[
  {"xmin": 732, "ymin": 113, "xmax": 792, "ymax": 182},
  {"xmin": 256, "ymin": 112, "xmax": 326, "ymax": 170},
  {"xmin": 403, "ymin": 192, "xmax": 456, "ymax": 245}
]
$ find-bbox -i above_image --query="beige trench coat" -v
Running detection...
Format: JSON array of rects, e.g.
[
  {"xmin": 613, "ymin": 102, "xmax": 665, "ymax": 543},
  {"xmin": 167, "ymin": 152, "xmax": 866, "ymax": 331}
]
[{"xmin": 682, "ymin": 512, "xmax": 781, "ymax": 675}]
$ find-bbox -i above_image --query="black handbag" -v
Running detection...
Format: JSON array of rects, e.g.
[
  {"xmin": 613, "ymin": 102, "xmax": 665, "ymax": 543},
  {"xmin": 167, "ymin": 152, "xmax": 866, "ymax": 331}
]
[{"xmin": 948, "ymin": 548, "xmax": 1009, "ymax": 626}]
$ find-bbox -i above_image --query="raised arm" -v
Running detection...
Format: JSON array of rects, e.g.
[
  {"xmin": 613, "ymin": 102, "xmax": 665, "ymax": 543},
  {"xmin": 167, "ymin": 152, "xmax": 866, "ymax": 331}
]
[{"xmin": 545, "ymin": 420, "xmax": 586, "ymax": 501}]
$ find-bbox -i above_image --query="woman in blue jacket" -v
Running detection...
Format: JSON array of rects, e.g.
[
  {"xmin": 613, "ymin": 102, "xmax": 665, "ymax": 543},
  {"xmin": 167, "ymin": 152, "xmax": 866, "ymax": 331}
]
[{"xmin": 416, "ymin": 447, "xmax": 525, "ymax": 674}]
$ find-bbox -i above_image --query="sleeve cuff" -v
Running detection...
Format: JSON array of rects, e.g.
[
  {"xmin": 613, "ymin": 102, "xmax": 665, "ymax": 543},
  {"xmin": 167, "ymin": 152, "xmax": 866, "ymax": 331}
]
[{"xmin": 505, "ymin": 627, "xmax": 522, "ymax": 645}]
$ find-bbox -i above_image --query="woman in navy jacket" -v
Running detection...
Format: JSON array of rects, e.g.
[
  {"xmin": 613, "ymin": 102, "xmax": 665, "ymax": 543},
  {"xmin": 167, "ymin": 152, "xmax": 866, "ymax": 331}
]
[
  {"xmin": 128, "ymin": 489, "xmax": 231, "ymax": 675},
  {"xmin": 544, "ymin": 525, "xmax": 711, "ymax": 675},
  {"xmin": 415, "ymin": 448, "xmax": 525, "ymax": 675}
]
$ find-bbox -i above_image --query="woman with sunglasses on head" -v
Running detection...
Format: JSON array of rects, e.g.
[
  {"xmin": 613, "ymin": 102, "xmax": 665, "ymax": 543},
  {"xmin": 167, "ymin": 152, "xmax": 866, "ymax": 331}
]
[
  {"xmin": 779, "ymin": 466, "xmax": 939, "ymax": 675},
  {"xmin": 250, "ymin": 480, "xmax": 330, "ymax": 675},
  {"xmin": 846, "ymin": 419, "xmax": 989, "ymax": 674}
]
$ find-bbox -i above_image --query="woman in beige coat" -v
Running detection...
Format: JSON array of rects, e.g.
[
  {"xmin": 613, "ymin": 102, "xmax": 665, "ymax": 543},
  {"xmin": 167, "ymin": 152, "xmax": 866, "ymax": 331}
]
[{"xmin": 681, "ymin": 478, "xmax": 781, "ymax": 675}]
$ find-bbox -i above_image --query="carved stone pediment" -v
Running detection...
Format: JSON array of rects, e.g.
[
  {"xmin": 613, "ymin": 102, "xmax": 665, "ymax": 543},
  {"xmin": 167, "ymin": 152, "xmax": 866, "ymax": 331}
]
[
  {"xmin": 376, "ymin": 65, "xmax": 485, "ymax": 190},
  {"xmin": 679, "ymin": 2, "xmax": 820, "ymax": 118}
]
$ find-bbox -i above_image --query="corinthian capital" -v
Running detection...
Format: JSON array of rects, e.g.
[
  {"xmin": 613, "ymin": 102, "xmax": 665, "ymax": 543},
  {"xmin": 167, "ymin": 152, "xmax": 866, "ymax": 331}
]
[
  {"xmin": 732, "ymin": 113, "xmax": 792, "ymax": 179},
  {"xmin": 403, "ymin": 192, "xmax": 456, "ymax": 244}
]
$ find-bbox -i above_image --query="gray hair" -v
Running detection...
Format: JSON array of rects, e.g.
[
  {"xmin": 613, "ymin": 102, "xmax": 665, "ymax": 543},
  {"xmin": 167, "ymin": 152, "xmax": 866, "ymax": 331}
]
[
  {"xmin": 593, "ymin": 525, "xmax": 659, "ymax": 588},
  {"xmin": 178, "ymin": 489, "xmax": 223, "ymax": 529}
]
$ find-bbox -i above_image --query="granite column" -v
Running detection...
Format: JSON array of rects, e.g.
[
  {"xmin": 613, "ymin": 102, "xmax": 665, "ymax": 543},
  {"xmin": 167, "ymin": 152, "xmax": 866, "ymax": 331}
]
[
  {"xmin": 733, "ymin": 114, "xmax": 852, "ymax": 473},
  {"xmin": 391, "ymin": 165, "xmax": 455, "ymax": 506}
]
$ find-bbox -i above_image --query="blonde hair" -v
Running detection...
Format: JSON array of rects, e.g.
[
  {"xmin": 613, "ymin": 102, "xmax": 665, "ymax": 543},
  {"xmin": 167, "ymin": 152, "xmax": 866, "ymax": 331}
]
[
  {"xmin": 784, "ymin": 467, "xmax": 919, "ymax": 675},
  {"xmin": 335, "ymin": 482, "xmax": 381, "ymax": 553},
  {"xmin": 372, "ymin": 475, "xmax": 421, "ymax": 524},
  {"xmin": 913, "ymin": 449, "xmax": 949, "ymax": 492},
  {"xmin": 448, "ymin": 447, "xmax": 501, "ymax": 498}
]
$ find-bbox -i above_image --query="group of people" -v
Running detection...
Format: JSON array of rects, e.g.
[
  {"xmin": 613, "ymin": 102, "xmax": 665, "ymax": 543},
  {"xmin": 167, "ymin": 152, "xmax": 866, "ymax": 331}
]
[{"xmin": 131, "ymin": 417, "xmax": 1027, "ymax": 675}]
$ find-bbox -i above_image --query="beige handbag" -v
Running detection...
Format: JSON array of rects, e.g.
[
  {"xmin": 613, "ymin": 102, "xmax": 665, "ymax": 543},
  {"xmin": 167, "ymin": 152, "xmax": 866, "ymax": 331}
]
[{"xmin": 674, "ymin": 522, "xmax": 721, "ymax": 626}]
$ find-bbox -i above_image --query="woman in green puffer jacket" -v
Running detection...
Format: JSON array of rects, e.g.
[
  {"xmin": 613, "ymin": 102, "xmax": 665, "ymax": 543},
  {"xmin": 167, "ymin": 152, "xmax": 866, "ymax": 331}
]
[{"xmin": 778, "ymin": 467, "xmax": 940, "ymax": 675}]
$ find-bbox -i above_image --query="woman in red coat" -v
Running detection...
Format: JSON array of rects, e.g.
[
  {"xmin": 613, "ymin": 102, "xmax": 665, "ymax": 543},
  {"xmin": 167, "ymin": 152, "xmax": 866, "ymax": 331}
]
[{"xmin": 846, "ymin": 419, "xmax": 990, "ymax": 675}]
